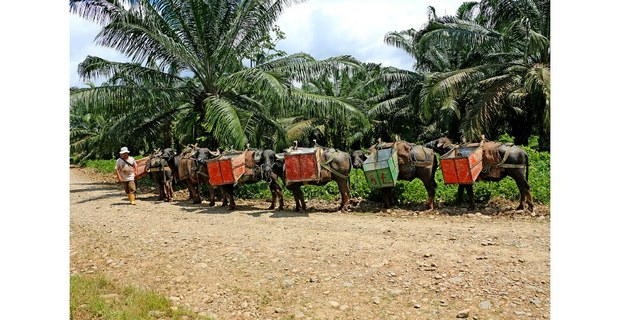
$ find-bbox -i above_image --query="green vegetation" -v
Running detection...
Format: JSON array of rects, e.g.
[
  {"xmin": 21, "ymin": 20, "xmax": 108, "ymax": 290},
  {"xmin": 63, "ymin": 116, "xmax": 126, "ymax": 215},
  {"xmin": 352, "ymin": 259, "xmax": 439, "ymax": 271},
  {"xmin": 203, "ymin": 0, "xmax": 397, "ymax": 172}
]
[
  {"xmin": 84, "ymin": 159, "xmax": 117, "ymax": 174},
  {"xmin": 84, "ymin": 155, "xmax": 145, "ymax": 174},
  {"xmin": 70, "ymin": 274, "xmax": 210, "ymax": 320},
  {"xmin": 70, "ymin": 0, "xmax": 550, "ymax": 164}
]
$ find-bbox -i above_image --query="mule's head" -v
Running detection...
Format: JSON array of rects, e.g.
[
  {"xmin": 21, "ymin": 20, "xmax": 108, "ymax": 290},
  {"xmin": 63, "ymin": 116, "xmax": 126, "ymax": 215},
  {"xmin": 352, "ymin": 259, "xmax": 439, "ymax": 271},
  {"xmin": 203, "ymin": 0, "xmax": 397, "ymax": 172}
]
[
  {"xmin": 161, "ymin": 148, "xmax": 176, "ymax": 161},
  {"xmin": 425, "ymin": 137, "xmax": 455, "ymax": 155},
  {"xmin": 350, "ymin": 150, "xmax": 367, "ymax": 169},
  {"xmin": 255, "ymin": 149, "xmax": 277, "ymax": 182},
  {"xmin": 194, "ymin": 147, "xmax": 219, "ymax": 164}
]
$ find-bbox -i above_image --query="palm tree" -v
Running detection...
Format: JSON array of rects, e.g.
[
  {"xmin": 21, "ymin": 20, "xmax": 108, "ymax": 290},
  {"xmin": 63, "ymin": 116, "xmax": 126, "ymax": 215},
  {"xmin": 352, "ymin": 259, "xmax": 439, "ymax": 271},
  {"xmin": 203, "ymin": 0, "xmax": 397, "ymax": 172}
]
[
  {"xmin": 384, "ymin": 0, "xmax": 550, "ymax": 148},
  {"xmin": 69, "ymin": 0, "xmax": 365, "ymax": 158}
]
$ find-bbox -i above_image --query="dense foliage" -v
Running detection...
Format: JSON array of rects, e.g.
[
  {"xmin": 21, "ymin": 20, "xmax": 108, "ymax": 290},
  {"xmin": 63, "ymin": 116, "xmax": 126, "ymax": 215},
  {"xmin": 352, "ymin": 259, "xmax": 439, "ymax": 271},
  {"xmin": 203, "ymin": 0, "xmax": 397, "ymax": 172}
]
[{"xmin": 70, "ymin": 0, "xmax": 550, "ymax": 162}]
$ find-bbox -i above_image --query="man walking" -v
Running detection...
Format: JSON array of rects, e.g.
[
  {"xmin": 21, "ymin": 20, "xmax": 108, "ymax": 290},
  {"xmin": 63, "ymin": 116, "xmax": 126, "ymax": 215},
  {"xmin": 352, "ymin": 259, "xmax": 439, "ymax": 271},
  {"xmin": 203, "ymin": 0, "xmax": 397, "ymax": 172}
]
[{"xmin": 116, "ymin": 147, "xmax": 138, "ymax": 205}]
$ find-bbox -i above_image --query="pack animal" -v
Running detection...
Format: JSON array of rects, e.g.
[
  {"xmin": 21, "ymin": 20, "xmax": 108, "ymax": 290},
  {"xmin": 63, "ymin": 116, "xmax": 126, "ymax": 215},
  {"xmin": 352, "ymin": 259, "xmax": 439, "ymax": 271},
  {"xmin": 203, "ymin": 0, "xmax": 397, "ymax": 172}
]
[
  {"xmin": 279, "ymin": 143, "xmax": 351, "ymax": 213},
  {"xmin": 351, "ymin": 140, "xmax": 438, "ymax": 209},
  {"xmin": 175, "ymin": 145, "xmax": 220, "ymax": 205},
  {"xmin": 145, "ymin": 148, "xmax": 176, "ymax": 202},
  {"xmin": 218, "ymin": 148, "xmax": 284, "ymax": 211},
  {"xmin": 425, "ymin": 137, "xmax": 534, "ymax": 211}
]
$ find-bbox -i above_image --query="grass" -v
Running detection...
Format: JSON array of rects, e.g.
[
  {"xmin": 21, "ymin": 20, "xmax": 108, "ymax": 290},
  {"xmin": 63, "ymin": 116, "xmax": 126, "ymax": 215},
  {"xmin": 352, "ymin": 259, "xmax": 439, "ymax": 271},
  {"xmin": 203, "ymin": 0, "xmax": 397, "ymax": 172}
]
[{"xmin": 70, "ymin": 273, "xmax": 211, "ymax": 320}]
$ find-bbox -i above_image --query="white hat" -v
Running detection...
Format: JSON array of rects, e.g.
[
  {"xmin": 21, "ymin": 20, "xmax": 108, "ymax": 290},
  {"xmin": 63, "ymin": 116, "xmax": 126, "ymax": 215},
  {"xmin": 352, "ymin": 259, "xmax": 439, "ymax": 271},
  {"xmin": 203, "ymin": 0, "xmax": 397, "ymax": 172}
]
[{"xmin": 119, "ymin": 147, "xmax": 130, "ymax": 154}]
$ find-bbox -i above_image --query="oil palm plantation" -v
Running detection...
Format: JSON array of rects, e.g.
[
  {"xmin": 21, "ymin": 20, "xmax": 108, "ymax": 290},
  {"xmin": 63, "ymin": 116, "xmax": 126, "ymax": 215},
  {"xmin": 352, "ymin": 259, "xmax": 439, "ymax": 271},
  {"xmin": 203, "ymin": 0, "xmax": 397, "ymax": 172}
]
[
  {"xmin": 69, "ymin": 0, "xmax": 366, "ymax": 161},
  {"xmin": 384, "ymin": 0, "xmax": 550, "ymax": 148}
]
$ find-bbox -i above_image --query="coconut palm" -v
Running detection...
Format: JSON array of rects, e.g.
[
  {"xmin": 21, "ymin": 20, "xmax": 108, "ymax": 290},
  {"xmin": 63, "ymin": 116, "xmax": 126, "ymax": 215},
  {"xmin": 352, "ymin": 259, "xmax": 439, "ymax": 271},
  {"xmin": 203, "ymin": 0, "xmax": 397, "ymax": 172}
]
[{"xmin": 69, "ymin": 0, "xmax": 366, "ymax": 158}]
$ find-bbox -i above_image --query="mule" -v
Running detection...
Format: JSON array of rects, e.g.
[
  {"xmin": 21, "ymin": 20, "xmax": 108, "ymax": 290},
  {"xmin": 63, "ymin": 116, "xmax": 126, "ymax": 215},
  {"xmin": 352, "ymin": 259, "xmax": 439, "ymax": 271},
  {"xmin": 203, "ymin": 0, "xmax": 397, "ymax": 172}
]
[
  {"xmin": 351, "ymin": 140, "xmax": 438, "ymax": 210},
  {"xmin": 425, "ymin": 137, "xmax": 534, "ymax": 211},
  {"xmin": 278, "ymin": 144, "xmax": 351, "ymax": 213},
  {"xmin": 218, "ymin": 148, "xmax": 284, "ymax": 211},
  {"xmin": 175, "ymin": 145, "xmax": 220, "ymax": 205},
  {"xmin": 145, "ymin": 148, "xmax": 176, "ymax": 202}
]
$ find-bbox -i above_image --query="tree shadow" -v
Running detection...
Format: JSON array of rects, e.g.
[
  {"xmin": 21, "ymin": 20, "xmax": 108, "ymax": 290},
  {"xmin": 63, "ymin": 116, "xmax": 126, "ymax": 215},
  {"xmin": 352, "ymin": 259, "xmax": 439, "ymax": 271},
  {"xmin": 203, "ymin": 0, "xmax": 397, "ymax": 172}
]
[
  {"xmin": 269, "ymin": 210, "xmax": 310, "ymax": 218},
  {"xmin": 75, "ymin": 193, "xmax": 121, "ymax": 204},
  {"xmin": 70, "ymin": 181, "xmax": 119, "ymax": 194}
]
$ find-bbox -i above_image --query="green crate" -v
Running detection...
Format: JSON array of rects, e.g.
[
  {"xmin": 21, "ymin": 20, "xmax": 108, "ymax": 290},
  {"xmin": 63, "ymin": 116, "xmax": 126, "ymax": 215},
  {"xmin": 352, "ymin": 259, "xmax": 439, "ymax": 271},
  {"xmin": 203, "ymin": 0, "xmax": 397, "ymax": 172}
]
[{"xmin": 362, "ymin": 148, "xmax": 399, "ymax": 188}]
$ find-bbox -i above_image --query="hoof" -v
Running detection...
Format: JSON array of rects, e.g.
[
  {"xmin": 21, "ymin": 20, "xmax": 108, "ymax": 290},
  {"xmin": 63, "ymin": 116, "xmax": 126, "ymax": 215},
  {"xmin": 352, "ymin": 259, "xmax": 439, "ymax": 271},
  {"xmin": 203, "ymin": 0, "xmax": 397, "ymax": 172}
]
[
  {"xmin": 208, "ymin": 202, "xmax": 215, "ymax": 207},
  {"xmin": 268, "ymin": 205, "xmax": 275, "ymax": 210}
]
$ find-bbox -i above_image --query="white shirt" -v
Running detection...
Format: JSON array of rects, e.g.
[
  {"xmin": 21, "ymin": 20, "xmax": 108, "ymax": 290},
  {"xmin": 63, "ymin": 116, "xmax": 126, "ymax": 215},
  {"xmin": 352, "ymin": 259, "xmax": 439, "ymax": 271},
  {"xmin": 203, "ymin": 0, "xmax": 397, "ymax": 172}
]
[{"xmin": 116, "ymin": 156, "xmax": 136, "ymax": 181}]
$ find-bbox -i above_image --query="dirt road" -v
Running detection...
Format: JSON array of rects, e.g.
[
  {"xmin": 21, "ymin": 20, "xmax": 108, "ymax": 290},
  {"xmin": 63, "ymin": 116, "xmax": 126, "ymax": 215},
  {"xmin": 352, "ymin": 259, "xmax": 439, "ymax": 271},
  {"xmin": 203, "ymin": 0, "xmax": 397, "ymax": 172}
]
[{"xmin": 70, "ymin": 168, "xmax": 550, "ymax": 319}]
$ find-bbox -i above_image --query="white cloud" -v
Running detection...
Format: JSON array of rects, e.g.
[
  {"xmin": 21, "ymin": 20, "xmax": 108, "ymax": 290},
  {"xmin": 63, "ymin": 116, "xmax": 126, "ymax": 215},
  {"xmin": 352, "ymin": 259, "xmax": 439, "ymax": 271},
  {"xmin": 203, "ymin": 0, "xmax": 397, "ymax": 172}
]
[{"xmin": 275, "ymin": 0, "xmax": 463, "ymax": 69}]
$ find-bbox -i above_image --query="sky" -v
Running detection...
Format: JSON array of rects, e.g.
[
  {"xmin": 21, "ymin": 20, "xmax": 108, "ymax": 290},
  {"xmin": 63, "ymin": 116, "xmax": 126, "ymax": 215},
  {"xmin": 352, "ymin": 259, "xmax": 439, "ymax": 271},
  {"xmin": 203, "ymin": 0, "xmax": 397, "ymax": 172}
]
[{"xmin": 70, "ymin": 0, "xmax": 464, "ymax": 87}]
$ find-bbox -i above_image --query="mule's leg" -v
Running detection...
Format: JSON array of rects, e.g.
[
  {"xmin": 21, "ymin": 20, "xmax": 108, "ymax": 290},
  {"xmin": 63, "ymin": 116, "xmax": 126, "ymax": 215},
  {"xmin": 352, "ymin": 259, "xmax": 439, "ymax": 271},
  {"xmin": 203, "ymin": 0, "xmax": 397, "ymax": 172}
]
[
  {"xmin": 158, "ymin": 181, "xmax": 165, "ymax": 201},
  {"xmin": 224, "ymin": 185, "xmax": 236, "ymax": 210},
  {"xmin": 381, "ymin": 188, "xmax": 391, "ymax": 209},
  {"xmin": 207, "ymin": 184, "xmax": 215, "ymax": 206},
  {"xmin": 526, "ymin": 192, "xmax": 535, "ymax": 212},
  {"xmin": 187, "ymin": 183, "xmax": 201, "ymax": 204},
  {"xmin": 510, "ymin": 171, "xmax": 533, "ymax": 211},
  {"xmin": 299, "ymin": 188, "xmax": 307, "ymax": 211},
  {"xmin": 457, "ymin": 185, "xmax": 465, "ymax": 205},
  {"xmin": 336, "ymin": 179, "xmax": 350, "ymax": 212},
  {"xmin": 289, "ymin": 186, "xmax": 301, "ymax": 212},
  {"xmin": 156, "ymin": 174, "xmax": 165, "ymax": 201},
  {"xmin": 166, "ymin": 180, "xmax": 174, "ymax": 202},
  {"xmin": 422, "ymin": 178, "xmax": 436, "ymax": 210},
  {"xmin": 465, "ymin": 185, "xmax": 475, "ymax": 210},
  {"xmin": 268, "ymin": 183, "xmax": 277, "ymax": 210},
  {"xmin": 278, "ymin": 188, "xmax": 284, "ymax": 211},
  {"xmin": 222, "ymin": 190, "xmax": 228, "ymax": 207}
]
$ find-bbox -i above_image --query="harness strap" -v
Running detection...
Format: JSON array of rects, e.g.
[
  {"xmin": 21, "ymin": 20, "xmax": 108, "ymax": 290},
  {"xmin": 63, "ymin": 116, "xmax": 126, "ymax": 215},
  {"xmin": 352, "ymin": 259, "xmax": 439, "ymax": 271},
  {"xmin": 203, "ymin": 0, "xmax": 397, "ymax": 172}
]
[
  {"xmin": 488, "ymin": 145, "xmax": 526, "ymax": 169},
  {"xmin": 319, "ymin": 153, "xmax": 349, "ymax": 179},
  {"xmin": 410, "ymin": 146, "xmax": 433, "ymax": 168}
]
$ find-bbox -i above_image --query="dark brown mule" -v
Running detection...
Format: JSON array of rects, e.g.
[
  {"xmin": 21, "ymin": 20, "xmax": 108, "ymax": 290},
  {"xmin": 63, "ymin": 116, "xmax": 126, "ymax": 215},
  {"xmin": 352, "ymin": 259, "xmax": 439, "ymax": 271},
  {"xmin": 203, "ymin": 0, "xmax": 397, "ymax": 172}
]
[
  {"xmin": 278, "ymin": 144, "xmax": 351, "ymax": 213},
  {"xmin": 218, "ymin": 148, "xmax": 284, "ymax": 211},
  {"xmin": 145, "ymin": 148, "xmax": 175, "ymax": 202},
  {"xmin": 425, "ymin": 137, "xmax": 534, "ymax": 211},
  {"xmin": 175, "ymin": 145, "xmax": 220, "ymax": 205},
  {"xmin": 351, "ymin": 140, "xmax": 438, "ymax": 210}
]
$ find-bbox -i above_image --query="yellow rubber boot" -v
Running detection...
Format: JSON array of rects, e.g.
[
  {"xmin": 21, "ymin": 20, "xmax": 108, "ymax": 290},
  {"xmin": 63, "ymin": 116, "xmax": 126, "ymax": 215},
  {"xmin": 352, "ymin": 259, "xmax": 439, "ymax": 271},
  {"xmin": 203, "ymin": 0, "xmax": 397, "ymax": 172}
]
[{"xmin": 128, "ymin": 193, "xmax": 136, "ymax": 205}]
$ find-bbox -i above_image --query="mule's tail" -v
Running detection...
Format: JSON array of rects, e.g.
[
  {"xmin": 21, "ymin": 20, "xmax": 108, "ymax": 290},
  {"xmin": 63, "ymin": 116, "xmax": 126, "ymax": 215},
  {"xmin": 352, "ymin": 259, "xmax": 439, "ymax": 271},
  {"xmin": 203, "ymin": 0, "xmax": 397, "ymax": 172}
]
[
  {"xmin": 347, "ymin": 155, "xmax": 352, "ymax": 194},
  {"xmin": 526, "ymin": 153, "xmax": 529, "ymax": 182},
  {"xmin": 431, "ymin": 154, "xmax": 439, "ymax": 188}
]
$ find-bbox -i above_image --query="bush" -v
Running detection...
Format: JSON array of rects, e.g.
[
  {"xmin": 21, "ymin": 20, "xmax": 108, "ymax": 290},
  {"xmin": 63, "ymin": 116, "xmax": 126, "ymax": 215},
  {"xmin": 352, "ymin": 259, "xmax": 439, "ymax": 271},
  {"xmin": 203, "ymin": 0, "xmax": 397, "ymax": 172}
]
[{"xmin": 83, "ymin": 159, "xmax": 117, "ymax": 173}]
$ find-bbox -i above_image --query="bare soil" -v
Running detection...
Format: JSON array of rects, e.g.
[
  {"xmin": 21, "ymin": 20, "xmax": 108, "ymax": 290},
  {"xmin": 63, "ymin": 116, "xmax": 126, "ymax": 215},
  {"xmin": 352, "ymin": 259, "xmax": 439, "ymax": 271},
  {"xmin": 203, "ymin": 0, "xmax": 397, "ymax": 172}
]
[{"xmin": 70, "ymin": 167, "xmax": 550, "ymax": 320}]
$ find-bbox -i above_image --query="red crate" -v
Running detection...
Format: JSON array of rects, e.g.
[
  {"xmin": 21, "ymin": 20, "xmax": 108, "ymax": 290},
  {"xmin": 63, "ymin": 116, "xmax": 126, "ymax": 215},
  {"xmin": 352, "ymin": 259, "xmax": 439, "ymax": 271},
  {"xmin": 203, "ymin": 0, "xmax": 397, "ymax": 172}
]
[
  {"xmin": 284, "ymin": 147, "xmax": 321, "ymax": 183},
  {"xmin": 207, "ymin": 152, "xmax": 246, "ymax": 186},
  {"xmin": 135, "ymin": 157, "xmax": 150, "ymax": 180},
  {"xmin": 439, "ymin": 145, "xmax": 483, "ymax": 184}
]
